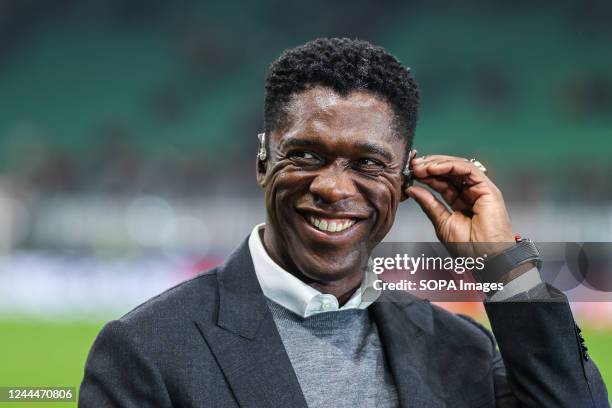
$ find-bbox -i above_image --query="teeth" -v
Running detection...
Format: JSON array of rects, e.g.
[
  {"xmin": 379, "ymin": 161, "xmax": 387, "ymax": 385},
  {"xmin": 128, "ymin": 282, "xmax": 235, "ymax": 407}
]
[{"xmin": 307, "ymin": 216, "xmax": 356, "ymax": 233}]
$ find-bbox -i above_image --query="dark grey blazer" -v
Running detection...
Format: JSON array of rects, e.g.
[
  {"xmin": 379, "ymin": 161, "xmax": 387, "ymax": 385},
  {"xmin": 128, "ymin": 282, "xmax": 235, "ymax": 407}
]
[{"xmin": 79, "ymin": 237, "xmax": 609, "ymax": 407}]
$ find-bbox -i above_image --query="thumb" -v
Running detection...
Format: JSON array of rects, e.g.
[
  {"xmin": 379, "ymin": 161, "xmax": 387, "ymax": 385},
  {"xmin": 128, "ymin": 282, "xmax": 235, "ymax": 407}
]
[{"xmin": 407, "ymin": 185, "xmax": 452, "ymax": 231}]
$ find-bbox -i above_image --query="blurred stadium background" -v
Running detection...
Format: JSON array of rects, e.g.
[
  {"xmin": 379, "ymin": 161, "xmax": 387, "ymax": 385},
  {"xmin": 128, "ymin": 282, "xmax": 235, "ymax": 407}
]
[{"xmin": 0, "ymin": 0, "xmax": 611, "ymax": 405}]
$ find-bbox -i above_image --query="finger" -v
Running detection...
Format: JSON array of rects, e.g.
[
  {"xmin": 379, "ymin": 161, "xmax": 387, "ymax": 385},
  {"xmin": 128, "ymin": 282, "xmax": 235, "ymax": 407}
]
[
  {"xmin": 411, "ymin": 158, "xmax": 498, "ymax": 195},
  {"xmin": 411, "ymin": 155, "xmax": 472, "ymax": 174},
  {"xmin": 412, "ymin": 154, "xmax": 467, "ymax": 165},
  {"xmin": 418, "ymin": 169, "xmax": 483, "ymax": 204},
  {"xmin": 407, "ymin": 185, "xmax": 452, "ymax": 231},
  {"xmin": 412, "ymin": 158, "xmax": 482, "ymax": 180},
  {"xmin": 418, "ymin": 176, "xmax": 472, "ymax": 210}
]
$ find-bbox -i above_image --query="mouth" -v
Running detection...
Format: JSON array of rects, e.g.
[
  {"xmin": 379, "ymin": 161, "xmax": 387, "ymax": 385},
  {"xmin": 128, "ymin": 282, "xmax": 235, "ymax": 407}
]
[
  {"xmin": 294, "ymin": 208, "xmax": 368, "ymax": 246},
  {"xmin": 306, "ymin": 215, "xmax": 357, "ymax": 233}
]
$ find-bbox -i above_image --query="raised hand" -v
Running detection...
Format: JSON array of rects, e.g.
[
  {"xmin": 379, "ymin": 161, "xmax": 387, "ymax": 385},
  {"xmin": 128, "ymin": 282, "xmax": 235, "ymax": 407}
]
[{"xmin": 406, "ymin": 154, "xmax": 515, "ymax": 256}]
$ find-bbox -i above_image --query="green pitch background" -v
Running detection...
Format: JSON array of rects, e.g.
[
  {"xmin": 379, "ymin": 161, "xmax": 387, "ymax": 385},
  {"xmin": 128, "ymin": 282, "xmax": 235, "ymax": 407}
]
[{"xmin": 0, "ymin": 319, "xmax": 610, "ymax": 407}]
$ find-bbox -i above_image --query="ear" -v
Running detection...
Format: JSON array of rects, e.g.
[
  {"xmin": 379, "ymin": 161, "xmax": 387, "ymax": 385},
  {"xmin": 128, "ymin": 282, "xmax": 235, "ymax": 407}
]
[
  {"xmin": 400, "ymin": 177, "xmax": 411, "ymax": 202},
  {"xmin": 255, "ymin": 156, "xmax": 267, "ymax": 188}
]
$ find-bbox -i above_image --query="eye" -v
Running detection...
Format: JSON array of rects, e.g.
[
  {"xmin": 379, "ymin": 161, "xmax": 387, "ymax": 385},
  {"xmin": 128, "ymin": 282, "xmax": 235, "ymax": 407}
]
[
  {"xmin": 356, "ymin": 158, "xmax": 384, "ymax": 168},
  {"xmin": 287, "ymin": 150, "xmax": 322, "ymax": 164},
  {"xmin": 293, "ymin": 151, "xmax": 315, "ymax": 159},
  {"xmin": 352, "ymin": 157, "xmax": 386, "ymax": 175}
]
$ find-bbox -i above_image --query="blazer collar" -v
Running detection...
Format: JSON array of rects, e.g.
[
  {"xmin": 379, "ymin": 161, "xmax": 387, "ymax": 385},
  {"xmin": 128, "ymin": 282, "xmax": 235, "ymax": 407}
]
[
  {"xmin": 215, "ymin": 236, "xmax": 269, "ymax": 339},
  {"xmin": 196, "ymin": 236, "xmax": 308, "ymax": 408},
  {"xmin": 371, "ymin": 290, "xmax": 444, "ymax": 407}
]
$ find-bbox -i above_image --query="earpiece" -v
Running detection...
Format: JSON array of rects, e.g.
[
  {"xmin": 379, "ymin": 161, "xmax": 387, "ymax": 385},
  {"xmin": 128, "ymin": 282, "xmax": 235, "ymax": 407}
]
[
  {"xmin": 402, "ymin": 148, "xmax": 417, "ymax": 189},
  {"xmin": 257, "ymin": 132, "xmax": 267, "ymax": 162},
  {"xmin": 257, "ymin": 132, "xmax": 267, "ymax": 174}
]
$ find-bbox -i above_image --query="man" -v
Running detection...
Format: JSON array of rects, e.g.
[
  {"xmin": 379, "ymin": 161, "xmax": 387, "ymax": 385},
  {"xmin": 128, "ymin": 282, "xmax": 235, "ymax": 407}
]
[{"xmin": 79, "ymin": 38, "xmax": 608, "ymax": 407}]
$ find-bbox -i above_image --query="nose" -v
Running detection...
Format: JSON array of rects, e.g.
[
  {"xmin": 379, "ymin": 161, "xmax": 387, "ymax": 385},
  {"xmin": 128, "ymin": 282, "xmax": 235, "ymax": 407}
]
[{"xmin": 309, "ymin": 162, "xmax": 358, "ymax": 204}]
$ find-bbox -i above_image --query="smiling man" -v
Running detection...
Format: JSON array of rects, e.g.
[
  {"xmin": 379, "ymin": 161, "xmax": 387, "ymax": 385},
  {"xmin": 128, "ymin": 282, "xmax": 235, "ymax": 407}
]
[
  {"xmin": 260, "ymin": 85, "xmax": 406, "ymax": 300},
  {"xmin": 80, "ymin": 38, "xmax": 608, "ymax": 407}
]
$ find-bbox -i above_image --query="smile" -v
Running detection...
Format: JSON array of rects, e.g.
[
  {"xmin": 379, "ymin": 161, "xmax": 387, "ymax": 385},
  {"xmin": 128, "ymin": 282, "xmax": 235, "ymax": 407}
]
[{"xmin": 307, "ymin": 216, "xmax": 357, "ymax": 233}]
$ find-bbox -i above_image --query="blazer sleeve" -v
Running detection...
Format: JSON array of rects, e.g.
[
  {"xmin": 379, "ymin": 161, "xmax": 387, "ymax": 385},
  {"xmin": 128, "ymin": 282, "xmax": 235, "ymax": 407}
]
[
  {"xmin": 482, "ymin": 283, "xmax": 609, "ymax": 408},
  {"xmin": 79, "ymin": 320, "xmax": 173, "ymax": 408}
]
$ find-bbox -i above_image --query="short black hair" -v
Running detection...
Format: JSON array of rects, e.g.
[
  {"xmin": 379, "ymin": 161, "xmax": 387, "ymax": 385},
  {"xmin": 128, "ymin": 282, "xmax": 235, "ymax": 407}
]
[{"xmin": 264, "ymin": 37, "xmax": 419, "ymax": 151}]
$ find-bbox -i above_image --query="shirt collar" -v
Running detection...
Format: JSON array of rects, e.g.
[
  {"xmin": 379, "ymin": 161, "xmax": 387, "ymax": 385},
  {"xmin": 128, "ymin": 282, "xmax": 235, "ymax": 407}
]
[{"xmin": 248, "ymin": 223, "xmax": 380, "ymax": 318}]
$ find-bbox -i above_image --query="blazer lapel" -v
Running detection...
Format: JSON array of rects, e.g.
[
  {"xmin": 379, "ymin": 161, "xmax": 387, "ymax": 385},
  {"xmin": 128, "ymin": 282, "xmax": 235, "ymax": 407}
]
[
  {"xmin": 195, "ymin": 238, "xmax": 308, "ymax": 408},
  {"xmin": 371, "ymin": 291, "xmax": 444, "ymax": 408}
]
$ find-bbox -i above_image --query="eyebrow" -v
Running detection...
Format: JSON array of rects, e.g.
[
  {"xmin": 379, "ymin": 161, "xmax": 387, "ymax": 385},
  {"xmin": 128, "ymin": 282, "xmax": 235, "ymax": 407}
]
[
  {"xmin": 353, "ymin": 141, "xmax": 395, "ymax": 162},
  {"xmin": 282, "ymin": 138, "xmax": 320, "ymax": 150},
  {"xmin": 281, "ymin": 138, "xmax": 395, "ymax": 162}
]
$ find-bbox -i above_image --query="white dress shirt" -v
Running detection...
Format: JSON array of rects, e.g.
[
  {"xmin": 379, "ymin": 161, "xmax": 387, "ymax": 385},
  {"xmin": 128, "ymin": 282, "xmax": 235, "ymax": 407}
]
[
  {"xmin": 248, "ymin": 223, "xmax": 542, "ymax": 313},
  {"xmin": 248, "ymin": 223, "xmax": 380, "ymax": 318}
]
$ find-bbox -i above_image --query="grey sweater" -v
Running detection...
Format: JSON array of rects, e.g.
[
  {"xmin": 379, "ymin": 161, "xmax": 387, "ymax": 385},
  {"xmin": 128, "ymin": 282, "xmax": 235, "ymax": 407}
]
[{"xmin": 267, "ymin": 299, "xmax": 399, "ymax": 408}]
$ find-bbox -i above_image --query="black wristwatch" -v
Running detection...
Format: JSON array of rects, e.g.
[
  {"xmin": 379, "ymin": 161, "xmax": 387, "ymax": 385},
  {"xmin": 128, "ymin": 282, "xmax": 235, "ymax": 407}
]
[{"xmin": 474, "ymin": 238, "xmax": 542, "ymax": 284}]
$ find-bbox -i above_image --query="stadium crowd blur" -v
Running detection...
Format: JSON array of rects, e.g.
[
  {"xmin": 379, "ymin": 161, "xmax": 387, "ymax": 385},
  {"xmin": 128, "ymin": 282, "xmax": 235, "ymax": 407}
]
[
  {"xmin": 2, "ymin": 4, "xmax": 612, "ymax": 391},
  {"xmin": 1, "ymin": 0, "xmax": 612, "ymax": 256}
]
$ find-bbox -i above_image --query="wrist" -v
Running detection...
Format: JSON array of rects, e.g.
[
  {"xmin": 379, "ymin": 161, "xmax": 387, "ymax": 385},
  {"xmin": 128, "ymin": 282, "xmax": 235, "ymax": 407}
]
[{"xmin": 497, "ymin": 261, "xmax": 538, "ymax": 285}]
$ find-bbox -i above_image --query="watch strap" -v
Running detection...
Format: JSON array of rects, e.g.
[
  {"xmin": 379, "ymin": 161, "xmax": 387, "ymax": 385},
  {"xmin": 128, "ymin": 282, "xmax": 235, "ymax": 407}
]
[{"xmin": 475, "ymin": 239, "xmax": 542, "ymax": 284}]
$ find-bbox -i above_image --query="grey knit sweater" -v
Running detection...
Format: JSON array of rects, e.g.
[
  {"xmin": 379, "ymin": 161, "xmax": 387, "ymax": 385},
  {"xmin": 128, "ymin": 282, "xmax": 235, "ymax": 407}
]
[{"xmin": 266, "ymin": 299, "xmax": 399, "ymax": 408}]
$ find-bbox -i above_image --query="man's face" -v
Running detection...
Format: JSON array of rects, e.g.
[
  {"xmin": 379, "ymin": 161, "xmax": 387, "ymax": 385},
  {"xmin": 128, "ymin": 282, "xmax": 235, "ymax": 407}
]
[{"xmin": 258, "ymin": 86, "xmax": 408, "ymax": 283}]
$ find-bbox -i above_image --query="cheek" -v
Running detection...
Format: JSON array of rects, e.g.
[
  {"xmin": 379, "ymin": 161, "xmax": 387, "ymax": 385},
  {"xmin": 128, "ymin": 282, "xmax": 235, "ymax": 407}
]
[
  {"xmin": 358, "ymin": 176, "xmax": 402, "ymax": 240},
  {"xmin": 264, "ymin": 165, "xmax": 308, "ymax": 221}
]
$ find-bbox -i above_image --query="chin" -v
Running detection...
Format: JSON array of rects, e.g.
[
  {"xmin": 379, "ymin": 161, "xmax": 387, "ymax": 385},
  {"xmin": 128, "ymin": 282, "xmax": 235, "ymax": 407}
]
[{"xmin": 292, "ymin": 249, "xmax": 366, "ymax": 283}]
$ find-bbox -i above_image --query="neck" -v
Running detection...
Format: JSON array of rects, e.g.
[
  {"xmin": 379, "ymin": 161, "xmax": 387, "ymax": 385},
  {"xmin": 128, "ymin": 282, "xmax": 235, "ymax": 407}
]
[
  {"xmin": 260, "ymin": 227, "xmax": 364, "ymax": 306},
  {"xmin": 308, "ymin": 277, "xmax": 363, "ymax": 306}
]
